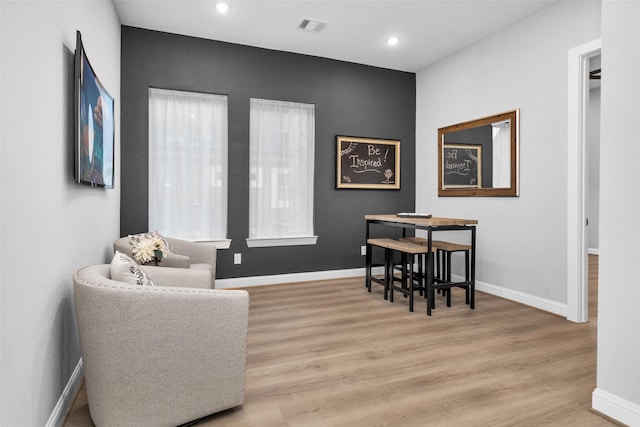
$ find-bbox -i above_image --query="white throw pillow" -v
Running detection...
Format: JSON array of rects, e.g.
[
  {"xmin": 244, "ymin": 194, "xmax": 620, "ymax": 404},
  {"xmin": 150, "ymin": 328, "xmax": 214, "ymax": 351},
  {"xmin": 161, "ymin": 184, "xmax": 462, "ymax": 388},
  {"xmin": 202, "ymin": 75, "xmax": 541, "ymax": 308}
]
[{"xmin": 111, "ymin": 251, "xmax": 156, "ymax": 286}]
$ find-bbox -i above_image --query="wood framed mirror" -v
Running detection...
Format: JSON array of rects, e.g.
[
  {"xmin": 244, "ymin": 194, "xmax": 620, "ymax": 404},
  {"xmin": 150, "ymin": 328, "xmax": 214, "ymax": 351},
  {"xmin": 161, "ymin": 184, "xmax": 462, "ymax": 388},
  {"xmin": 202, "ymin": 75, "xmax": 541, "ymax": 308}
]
[{"xmin": 438, "ymin": 109, "xmax": 519, "ymax": 197}]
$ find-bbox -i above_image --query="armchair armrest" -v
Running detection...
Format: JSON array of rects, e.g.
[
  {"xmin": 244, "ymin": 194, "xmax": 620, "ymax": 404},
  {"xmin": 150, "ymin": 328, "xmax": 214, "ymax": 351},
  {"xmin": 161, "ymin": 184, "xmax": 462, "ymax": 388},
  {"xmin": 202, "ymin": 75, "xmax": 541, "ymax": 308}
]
[
  {"xmin": 158, "ymin": 253, "xmax": 190, "ymax": 269},
  {"xmin": 166, "ymin": 238, "xmax": 217, "ymax": 276},
  {"xmin": 139, "ymin": 265, "xmax": 211, "ymax": 289}
]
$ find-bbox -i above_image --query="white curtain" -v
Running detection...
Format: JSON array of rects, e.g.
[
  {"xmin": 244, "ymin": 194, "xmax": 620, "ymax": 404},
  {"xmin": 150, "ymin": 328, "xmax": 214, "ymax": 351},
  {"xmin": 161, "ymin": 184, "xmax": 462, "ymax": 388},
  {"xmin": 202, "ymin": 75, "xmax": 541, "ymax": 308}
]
[
  {"xmin": 148, "ymin": 88, "xmax": 228, "ymax": 241},
  {"xmin": 492, "ymin": 121, "xmax": 511, "ymax": 188},
  {"xmin": 249, "ymin": 98, "xmax": 315, "ymax": 239}
]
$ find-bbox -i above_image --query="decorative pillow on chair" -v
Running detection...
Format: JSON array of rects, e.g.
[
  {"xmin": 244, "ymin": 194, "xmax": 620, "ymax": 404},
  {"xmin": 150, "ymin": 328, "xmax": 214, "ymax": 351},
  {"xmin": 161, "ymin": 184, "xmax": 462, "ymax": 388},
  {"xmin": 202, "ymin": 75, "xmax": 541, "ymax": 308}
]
[
  {"xmin": 129, "ymin": 231, "xmax": 173, "ymax": 254},
  {"xmin": 111, "ymin": 251, "xmax": 156, "ymax": 286},
  {"xmin": 128, "ymin": 231, "xmax": 174, "ymax": 264}
]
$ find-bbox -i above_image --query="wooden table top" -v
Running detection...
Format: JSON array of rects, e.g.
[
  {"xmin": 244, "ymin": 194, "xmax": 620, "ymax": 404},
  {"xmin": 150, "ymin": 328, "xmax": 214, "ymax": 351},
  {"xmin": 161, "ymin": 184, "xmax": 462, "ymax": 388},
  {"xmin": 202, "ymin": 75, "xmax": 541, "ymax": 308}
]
[{"xmin": 365, "ymin": 214, "xmax": 478, "ymax": 226}]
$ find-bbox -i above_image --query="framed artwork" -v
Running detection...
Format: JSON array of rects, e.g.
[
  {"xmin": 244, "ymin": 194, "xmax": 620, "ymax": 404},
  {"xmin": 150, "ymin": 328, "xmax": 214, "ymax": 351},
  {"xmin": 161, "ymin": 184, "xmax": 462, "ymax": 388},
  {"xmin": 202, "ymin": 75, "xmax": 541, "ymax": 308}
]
[
  {"xmin": 442, "ymin": 144, "xmax": 482, "ymax": 189},
  {"xmin": 336, "ymin": 136, "xmax": 400, "ymax": 189}
]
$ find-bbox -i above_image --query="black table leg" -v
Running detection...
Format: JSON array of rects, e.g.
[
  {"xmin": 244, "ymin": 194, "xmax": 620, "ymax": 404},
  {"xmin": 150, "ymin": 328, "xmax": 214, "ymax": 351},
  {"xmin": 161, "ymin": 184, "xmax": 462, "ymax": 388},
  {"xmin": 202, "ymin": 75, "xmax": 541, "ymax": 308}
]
[
  {"xmin": 470, "ymin": 226, "xmax": 476, "ymax": 309},
  {"xmin": 365, "ymin": 220, "xmax": 371, "ymax": 289},
  {"xmin": 427, "ymin": 228, "xmax": 434, "ymax": 316}
]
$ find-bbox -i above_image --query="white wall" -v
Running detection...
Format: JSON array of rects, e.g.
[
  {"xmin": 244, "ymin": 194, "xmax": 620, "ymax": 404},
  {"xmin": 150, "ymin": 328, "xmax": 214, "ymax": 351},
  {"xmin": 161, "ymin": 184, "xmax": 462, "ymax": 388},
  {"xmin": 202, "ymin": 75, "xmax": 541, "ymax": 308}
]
[
  {"xmin": 0, "ymin": 2, "xmax": 120, "ymax": 425},
  {"xmin": 593, "ymin": 0, "xmax": 640, "ymax": 424},
  {"xmin": 416, "ymin": 0, "xmax": 601, "ymax": 309}
]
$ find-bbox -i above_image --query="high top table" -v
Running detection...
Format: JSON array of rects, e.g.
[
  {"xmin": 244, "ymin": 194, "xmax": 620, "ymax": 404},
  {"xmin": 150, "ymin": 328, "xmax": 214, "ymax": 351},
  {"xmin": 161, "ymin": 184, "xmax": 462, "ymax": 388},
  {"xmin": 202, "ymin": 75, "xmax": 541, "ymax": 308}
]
[{"xmin": 365, "ymin": 214, "xmax": 478, "ymax": 315}]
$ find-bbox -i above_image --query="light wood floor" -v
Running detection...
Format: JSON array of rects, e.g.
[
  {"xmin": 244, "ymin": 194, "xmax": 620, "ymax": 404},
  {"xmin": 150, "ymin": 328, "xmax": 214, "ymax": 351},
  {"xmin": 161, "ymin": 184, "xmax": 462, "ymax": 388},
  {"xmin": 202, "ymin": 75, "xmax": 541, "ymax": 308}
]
[{"xmin": 66, "ymin": 255, "xmax": 617, "ymax": 426}]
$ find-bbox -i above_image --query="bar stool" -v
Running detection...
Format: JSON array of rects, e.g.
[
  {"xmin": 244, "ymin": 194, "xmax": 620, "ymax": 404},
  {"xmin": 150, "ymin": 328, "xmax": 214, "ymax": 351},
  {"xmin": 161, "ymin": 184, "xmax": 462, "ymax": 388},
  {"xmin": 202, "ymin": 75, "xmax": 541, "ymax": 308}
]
[
  {"xmin": 433, "ymin": 241, "xmax": 472, "ymax": 307},
  {"xmin": 399, "ymin": 237, "xmax": 441, "ymax": 280},
  {"xmin": 386, "ymin": 239, "xmax": 436, "ymax": 312},
  {"xmin": 401, "ymin": 237, "xmax": 473, "ymax": 310},
  {"xmin": 365, "ymin": 238, "xmax": 397, "ymax": 300}
]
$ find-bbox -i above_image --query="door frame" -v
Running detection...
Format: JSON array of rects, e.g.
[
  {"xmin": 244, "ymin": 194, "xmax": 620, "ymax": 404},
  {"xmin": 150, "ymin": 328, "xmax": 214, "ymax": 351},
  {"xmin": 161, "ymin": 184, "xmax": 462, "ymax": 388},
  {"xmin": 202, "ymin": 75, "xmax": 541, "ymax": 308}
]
[{"xmin": 566, "ymin": 38, "xmax": 601, "ymax": 323}]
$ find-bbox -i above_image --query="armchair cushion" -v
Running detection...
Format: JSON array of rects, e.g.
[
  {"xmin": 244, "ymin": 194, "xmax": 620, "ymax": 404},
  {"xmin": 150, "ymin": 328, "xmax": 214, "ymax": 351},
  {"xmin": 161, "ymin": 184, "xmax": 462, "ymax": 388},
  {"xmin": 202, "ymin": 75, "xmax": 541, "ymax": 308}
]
[
  {"xmin": 152, "ymin": 252, "xmax": 190, "ymax": 269},
  {"xmin": 138, "ymin": 264, "xmax": 210, "ymax": 289}
]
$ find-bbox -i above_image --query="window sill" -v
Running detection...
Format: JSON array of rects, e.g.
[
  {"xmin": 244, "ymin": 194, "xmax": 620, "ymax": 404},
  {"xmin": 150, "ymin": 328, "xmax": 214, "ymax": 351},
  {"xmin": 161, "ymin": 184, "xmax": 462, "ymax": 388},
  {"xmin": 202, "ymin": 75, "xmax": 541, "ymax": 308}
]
[
  {"xmin": 246, "ymin": 236, "xmax": 318, "ymax": 248},
  {"xmin": 193, "ymin": 239, "xmax": 232, "ymax": 250}
]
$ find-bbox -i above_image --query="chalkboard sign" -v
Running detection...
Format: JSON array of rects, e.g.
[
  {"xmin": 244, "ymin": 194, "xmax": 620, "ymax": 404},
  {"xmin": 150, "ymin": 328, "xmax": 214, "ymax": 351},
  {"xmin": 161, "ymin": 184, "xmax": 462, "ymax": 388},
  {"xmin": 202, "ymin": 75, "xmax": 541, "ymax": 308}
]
[
  {"xmin": 336, "ymin": 136, "xmax": 400, "ymax": 189},
  {"xmin": 442, "ymin": 144, "xmax": 482, "ymax": 188}
]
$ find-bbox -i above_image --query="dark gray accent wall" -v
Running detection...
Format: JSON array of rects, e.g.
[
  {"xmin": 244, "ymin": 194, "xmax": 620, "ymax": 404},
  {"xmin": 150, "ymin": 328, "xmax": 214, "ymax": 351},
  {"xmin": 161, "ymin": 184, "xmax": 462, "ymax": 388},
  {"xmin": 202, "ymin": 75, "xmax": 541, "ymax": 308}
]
[{"xmin": 121, "ymin": 26, "xmax": 416, "ymax": 278}]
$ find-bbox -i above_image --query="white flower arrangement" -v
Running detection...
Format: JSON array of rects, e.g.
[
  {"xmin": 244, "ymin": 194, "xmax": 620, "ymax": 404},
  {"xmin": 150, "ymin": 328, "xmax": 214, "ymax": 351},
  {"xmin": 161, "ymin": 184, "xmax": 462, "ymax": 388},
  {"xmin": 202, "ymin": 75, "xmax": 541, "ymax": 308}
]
[{"xmin": 132, "ymin": 237, "xmax": 167, "ymax": 265}]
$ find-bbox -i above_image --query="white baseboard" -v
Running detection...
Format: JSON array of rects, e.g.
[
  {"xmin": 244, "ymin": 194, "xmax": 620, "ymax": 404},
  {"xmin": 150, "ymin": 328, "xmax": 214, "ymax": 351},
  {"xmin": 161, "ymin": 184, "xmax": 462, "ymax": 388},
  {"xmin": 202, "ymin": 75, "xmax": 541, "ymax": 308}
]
[
  {"xmin": 216, "ymin": 266, "xmax": 384, "ymax": 289},
  {"xmin": 593, "ymin": 387, "xmax": 640, "ymax": 426},
  {"xmin": 218, "ymin": 268, "xmax": 568, "ymax": 318},
  {"xmin": 589, "ymin": 247, "xmax": 600, "ymax": 255},
  {"xmin": 470, "ymin": 276, "xmax": 568, "ymax": 317},
  {"xmin": 45, "ymin": 358, "xmax": 84, "ymax": 427}
]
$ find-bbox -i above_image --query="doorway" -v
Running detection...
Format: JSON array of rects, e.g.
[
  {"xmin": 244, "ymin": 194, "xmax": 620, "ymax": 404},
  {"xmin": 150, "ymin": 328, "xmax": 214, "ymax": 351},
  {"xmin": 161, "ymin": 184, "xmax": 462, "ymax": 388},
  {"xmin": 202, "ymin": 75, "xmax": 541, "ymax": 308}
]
[
  {"xmin": 567, "ymin": 39, "xmax": 601, "ymax": 323},
  {"xmin": 586, "ymin": 54, "xmax": 601, "ymax": 320},
  {"xmin": 587, "ymin": 54, "xmax": 601, "ymax": 257}
]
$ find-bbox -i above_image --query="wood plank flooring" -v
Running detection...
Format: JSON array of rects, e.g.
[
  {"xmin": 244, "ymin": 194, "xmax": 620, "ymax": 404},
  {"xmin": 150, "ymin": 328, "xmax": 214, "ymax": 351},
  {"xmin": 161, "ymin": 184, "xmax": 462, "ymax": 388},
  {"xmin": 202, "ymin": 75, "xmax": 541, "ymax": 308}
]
[{"xmin": 65, "ymin": 255, "xmax": 616, "ymax": 426}]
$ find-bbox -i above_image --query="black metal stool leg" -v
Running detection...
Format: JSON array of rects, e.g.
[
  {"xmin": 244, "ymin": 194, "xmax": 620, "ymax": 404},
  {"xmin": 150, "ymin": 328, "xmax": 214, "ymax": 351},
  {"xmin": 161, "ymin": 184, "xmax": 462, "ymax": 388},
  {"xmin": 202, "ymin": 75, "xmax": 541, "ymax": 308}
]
[
  {"xmin": 446, "ymin": 252, "xmax": 452, "ymax": 307},
  {"xmin": 428, "ymin": 251, "xmax": 437, "ymax": 313},
  {"xmin": 417, "ymin": 253, "xmax": 424, "ymax": 296},
  {"xmin": 384, "ymin": 247, "xmax": 391, "ymax": 300},
  {"xmin": 464, "ymin": 250, "xmax": 470, "ymax": 305},
  {"xmin": 386, "ymin": 248, "xmax": 393, "ymax": 302},
  {"xmin": 401, "ymin": 253, "xmax": 408, "ymax": 298},
  {"xmin": 408, "ymin": 256, "xmax": 415, "ymax": 312},
  {"xmin": 366, "ymin": 243, "xmax": 372, "ymax": 292}
]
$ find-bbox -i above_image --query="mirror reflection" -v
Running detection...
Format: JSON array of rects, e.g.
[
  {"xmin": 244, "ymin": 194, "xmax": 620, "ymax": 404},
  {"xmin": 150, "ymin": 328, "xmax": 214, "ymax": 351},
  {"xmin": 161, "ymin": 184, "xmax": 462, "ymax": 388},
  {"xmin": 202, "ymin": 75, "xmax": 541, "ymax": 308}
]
[{"xmin": 438, "ymin": 109, "xmax": 519, "ymax": 197}]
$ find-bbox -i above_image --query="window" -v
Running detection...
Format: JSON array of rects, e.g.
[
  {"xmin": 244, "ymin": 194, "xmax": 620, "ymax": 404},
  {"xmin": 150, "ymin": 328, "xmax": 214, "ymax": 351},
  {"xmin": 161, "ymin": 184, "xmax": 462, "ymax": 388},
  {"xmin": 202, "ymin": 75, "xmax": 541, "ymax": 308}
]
[
  {"xmin": 248, "ymin": 98, "xmax": 316, "ymax": 247},
  {"xmin": 148, "ymin": 88, "xmax": 228, "ymax": 242}
]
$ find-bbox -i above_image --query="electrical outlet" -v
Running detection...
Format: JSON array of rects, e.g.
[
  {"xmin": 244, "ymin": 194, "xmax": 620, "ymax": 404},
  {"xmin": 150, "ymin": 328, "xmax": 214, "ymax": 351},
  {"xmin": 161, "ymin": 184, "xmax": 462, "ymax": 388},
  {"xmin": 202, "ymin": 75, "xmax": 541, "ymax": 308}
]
[
  {"xmin": 361, "ymin": 245, "xmax": 367, "ymax": 256},
  {"xmin": 234, "ymin": 253, "xmax": 242, "ymax": 265}
]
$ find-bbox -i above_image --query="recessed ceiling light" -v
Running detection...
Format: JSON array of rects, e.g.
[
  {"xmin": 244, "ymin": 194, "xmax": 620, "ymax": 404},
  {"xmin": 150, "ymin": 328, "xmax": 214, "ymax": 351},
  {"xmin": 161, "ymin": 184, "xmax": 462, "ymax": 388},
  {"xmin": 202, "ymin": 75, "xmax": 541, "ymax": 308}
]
[
  {"xmin": 387, "ymin": 36, "xmax": 399, "ymax": 46},
  {"xmin": 216, "ymin": 2, "xmax": 229, "ymax": 13}
]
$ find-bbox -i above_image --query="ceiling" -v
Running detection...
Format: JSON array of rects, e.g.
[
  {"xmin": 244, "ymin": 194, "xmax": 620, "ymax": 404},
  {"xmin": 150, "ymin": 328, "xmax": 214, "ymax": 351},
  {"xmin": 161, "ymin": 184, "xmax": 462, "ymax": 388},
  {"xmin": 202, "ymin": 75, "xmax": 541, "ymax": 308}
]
[{"xmin": 113, "ymin": 0, "xmax": 559, "ymax": 73}]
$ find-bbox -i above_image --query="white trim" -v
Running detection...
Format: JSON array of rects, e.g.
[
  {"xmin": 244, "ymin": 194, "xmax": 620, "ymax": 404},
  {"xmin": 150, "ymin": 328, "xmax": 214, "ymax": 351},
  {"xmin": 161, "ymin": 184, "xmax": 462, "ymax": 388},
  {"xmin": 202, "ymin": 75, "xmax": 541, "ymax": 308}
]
[
  {"xmin": 219, "ymin": 268, "xmax": 567, "ymax": 317},
  {"xmin": 464, "ymin": 275, "xmax": 568, "ymax": 317},
  {"xmin": 593, "ymin": 388, "xmax": 640, "ymax": 427},
  {"xmin": 246, "ymin": 236, "xmax": 318, "ymax": 248},
  {"xmin": 567, "ymin": 39, "xmax": 601, "ymax": 324},
  {"xmin": 45, "ymin": 359, "xmax": 84, "ymax": 427},
  {"xmin": 216, "ymin": 266, "xmax": 384, "ymax": 289},
  {"xmin": 194, "ymin": 239, "xmax": 231, "ymax": 250},
  {"xmin": 588, "ymin": 247, "xmax": 600, "ymax": 256}
]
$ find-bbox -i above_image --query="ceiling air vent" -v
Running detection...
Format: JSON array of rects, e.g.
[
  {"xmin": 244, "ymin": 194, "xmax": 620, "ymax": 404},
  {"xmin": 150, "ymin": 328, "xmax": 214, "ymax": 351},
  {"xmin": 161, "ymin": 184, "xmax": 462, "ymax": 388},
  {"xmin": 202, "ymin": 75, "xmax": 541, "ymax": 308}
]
[{"xmin": 297, "ymin": 18, "xmax": 328, "ymax": 33}]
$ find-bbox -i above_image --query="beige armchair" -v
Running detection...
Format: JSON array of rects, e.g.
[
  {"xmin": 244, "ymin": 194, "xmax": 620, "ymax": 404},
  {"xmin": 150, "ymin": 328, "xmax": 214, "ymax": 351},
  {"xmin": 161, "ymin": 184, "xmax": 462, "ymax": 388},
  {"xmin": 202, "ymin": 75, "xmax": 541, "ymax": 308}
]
[
  {"xmin": 113, "ymin": 235, "xmax": 217, "ymax": 287},
  {"xmin": 73, "ymin": 264, "xmax": 249, "ymax": 427}
]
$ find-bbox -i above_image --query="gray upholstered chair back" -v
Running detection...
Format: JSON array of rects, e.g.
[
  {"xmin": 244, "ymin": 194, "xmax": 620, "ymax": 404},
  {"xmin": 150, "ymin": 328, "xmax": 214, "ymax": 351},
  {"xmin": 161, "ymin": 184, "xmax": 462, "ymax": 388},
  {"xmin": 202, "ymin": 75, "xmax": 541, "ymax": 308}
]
[{"xmin": 73, "ymin": 264, "xmax": 248, "ymax": 426}]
